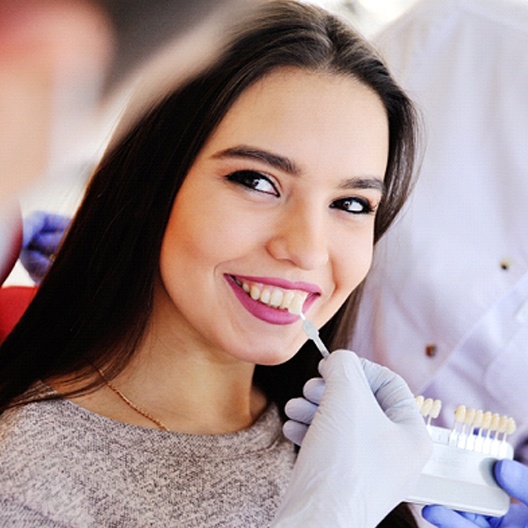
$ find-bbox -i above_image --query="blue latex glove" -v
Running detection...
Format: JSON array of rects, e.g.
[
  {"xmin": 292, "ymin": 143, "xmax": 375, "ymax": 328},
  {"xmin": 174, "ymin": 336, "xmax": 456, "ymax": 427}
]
[
  {"xmin": 422, "ymin": 459, "xmax": 528, "ymax": 527},
  {"xmin": 272, "ymin": 349, "xmax": 432, "ymax": 527},
  {"xmin": 20, "ymin": 211, "xmax": 70, "ymax": 284}
]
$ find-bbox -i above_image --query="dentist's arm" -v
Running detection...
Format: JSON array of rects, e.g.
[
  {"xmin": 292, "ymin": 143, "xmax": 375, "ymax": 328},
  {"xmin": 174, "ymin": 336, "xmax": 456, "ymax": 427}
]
[{"xmin": 272, "ymin": 349, "xmax": 432, "ymax": 528}]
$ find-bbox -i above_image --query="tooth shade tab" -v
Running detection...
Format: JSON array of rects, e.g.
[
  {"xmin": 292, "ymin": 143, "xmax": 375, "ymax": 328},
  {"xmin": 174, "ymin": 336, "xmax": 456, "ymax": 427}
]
[
  {"xmin": 420, "ymin": 398, "xmax": 433, "ymax": 417},
  {"xmin": 288, "ymin": 295, "xmax": 304, "ymax": 316},
  {"xmin": 454, "ymin": 405, "xmax": 466, "ymax": 424},
  {"xmin": 430, "ymin": 400, "xmax": 442, "ymax": 419},
  {"xmin": 415, "ymin": 395, "xmax": 518, "ymax": 456}
]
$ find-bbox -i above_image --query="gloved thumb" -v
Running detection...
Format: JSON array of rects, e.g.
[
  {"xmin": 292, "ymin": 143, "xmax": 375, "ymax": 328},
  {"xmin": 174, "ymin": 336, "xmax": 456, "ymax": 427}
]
[
  {"xmin": 319, "ymin": 349, "xmax": 426, "ymax": 428},
  {"xmin": 494, "ymin": 459, "xmax": 528, "ymax": 506}
]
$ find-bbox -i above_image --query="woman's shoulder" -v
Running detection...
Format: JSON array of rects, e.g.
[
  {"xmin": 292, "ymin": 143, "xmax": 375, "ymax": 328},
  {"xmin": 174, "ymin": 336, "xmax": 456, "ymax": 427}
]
[
  {"xmin": 0, "ymin": 399, "xmax": 80, "ymax": 476},
  {"xmin": 0, "ymin": 400, "xmax": 98, "ymax": 525},
  {"xmin": 0, "ymin": 399, "xmax": 64, "ymax": 445}
]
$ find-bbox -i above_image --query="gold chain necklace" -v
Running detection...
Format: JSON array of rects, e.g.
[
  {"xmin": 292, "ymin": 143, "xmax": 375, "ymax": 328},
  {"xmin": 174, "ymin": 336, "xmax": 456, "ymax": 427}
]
[{"xmin": 96, "ymin": 368, "xmax": 170, "ymax": 432}]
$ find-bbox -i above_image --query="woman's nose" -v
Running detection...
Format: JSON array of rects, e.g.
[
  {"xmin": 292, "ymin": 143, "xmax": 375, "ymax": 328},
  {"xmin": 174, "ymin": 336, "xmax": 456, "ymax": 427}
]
[{"xmin": 266, "ymin": 207, "xmax": 329, "ymax": 270}]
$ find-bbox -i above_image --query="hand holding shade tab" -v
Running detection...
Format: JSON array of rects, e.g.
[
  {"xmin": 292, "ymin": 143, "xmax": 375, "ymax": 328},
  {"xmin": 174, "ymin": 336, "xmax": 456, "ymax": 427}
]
[
  {"xmin": 274, "ymin": 349, "xmax": 431, "ymax": 528},
  {"xmin": 298, "ymin": 313, "xmax": 329, "ymax": 359},
  {"xmin": 283, "ymin": 305, "xmax": 517, "ymax": 519}
]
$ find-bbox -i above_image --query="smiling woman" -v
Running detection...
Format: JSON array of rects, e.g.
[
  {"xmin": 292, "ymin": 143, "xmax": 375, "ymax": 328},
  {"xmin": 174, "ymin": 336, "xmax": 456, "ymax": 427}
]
[
  {"xmin": 158, "ymin": 68, "xmax": 388, "ymax": 366},
  {"xmin": 0, "ymin": 1, "xmax": 422, "ymax": 526}
]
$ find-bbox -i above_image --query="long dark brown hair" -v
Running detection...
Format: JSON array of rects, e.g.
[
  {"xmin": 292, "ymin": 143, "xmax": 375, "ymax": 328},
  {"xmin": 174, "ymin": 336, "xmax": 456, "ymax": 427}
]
[{"xmin": 0, "ymin": 2, "xmax": 418, "ymax": 526}]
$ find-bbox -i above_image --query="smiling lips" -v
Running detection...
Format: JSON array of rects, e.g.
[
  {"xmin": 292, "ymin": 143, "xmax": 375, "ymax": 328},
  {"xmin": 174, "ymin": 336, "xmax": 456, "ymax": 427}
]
[{"xmin": 228, "ymin": 274, "xmax": 318, "ymax": 324}]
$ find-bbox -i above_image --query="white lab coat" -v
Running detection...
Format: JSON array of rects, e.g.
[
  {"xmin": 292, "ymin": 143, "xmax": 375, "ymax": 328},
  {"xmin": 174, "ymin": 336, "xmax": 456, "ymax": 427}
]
[{"xmin": 351, "ymin": 0, "xmax": 528, "ymax": 455}]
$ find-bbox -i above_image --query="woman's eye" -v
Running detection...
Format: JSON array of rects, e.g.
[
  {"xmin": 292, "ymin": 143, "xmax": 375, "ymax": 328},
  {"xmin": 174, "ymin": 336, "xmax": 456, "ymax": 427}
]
[
  {"xmin": 226, "ymin": 170, "xmax": 278, "ymax": 196},
  {"xmin": 330, "ymin": 197, "xmax": 375, "ymax": 215}
]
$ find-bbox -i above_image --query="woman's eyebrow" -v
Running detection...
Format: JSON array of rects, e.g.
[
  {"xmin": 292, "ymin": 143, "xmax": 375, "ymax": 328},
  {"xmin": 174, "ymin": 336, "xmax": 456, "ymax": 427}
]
[
  {"xmin": 339, "ymin": 177, "xmax": 386, "ymax": 195},
  {"xmin": 214, "ymin": 144, "xmax": 386, "ymax": 194},
  {"xmin": 212, "ymin": 145, "xmax": 301, "ymax": 175}
]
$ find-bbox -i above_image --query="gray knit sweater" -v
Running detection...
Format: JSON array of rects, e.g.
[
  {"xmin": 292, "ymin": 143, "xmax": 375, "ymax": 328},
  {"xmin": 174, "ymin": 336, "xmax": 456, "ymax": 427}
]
[{"xmin": 0, "ymin": 397, "xmax": 295, "ymax": 527}]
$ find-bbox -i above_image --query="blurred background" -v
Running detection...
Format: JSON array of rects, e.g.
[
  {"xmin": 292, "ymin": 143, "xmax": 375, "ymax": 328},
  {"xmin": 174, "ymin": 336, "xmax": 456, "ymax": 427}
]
[
  {"xmin": 309, "ymin": 0, "xmax": 419, "ymax": 34},
  {"xmin": 5, "ymin": 0, "xmax": 420, "ymax": 285}
]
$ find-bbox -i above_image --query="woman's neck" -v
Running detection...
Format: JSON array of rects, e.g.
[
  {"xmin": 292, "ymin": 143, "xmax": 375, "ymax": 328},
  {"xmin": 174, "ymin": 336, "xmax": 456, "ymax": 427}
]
[
  {"xmin": 52, "ymin": 334, "xmax": 268, "ymax": 435},
  {"xmin": 109, "ymin": 346, "xmax": 267, "ymax": 434},
  {"xmin": 53, "ymin": 279, "xmax": 269, "ymax": 434}
]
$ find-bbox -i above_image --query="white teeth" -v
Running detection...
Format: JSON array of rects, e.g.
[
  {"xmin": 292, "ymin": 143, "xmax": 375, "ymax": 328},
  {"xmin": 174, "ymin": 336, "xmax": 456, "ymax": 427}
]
[
  {"xmin": 260, "ymin": 289, "xmax": 271, "ymax": 304},
  {"xmin": 250, "ymin": 285, "xmax": 260, "ymax": 300},
  {"xmin": 288, "ymin": 295, "xmax": 304, "ymax": 315},
  {"xmin": 280, "ymin": 290, "xmax": 295, "ymax": 309},
  {"xmin": 270, "ymin": 290, "xmax": 283, "ymax": 308},
  {"xmin": 239, "ymin": 279, "xmax": 309, "ymax": 312}
]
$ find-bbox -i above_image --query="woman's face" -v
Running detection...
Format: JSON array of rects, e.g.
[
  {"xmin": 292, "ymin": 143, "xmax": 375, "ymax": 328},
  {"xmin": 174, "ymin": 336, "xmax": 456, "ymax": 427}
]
[{"xmin": 157, "ymin": 67, "xmax": 389, "ymax": 365}]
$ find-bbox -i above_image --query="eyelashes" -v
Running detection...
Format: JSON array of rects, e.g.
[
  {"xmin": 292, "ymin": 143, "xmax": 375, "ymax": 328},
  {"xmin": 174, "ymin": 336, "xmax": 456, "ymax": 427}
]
[
  {"xmin": 225, "ymin": 170, "xmax": 279, "ymax": 196},
  {"xmin": 330, "ymin": 197, "xmax": 376, "ymax": 215},
  {"xmin": 225, "ymin": 169, "xmax": 378, "ymax": 215}
]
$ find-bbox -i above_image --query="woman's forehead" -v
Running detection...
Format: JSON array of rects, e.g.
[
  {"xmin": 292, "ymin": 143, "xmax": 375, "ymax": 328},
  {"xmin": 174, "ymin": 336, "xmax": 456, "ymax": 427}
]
[{"xmin": 199, "ymin": 67, "xmax": 389, "ymax": 180}]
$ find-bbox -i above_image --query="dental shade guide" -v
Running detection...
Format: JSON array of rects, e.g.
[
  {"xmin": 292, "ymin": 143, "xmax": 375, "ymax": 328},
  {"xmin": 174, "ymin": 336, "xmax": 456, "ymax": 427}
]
[
  {"xmin": 298, "ymin": 313, "xmax": 330, "ymax": 358},
  {"xmin": 288, "ymin": 306, "xmax": 514, "ymax": 517},
  {"xmin": 406, "ymin": 398, "xmax": 516, "ymax": 517},
  {"xmin": 288, "ymin": 303, "xmax": 330, "ymax": 358}
]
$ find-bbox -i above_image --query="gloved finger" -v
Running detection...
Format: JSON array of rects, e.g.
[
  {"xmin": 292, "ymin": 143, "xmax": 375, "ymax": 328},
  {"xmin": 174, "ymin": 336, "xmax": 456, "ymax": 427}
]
[
  {"xmin": 319, "ymin": 350, "xmax": 423, "ymax": 425},
  {"xmin": 285, "ymin": 397, "xmax": 318, "ymax": 425},
  {"xmin": 317, "ymin": 349, "xmax": 392, "ymax": 421},
  {"xmin": 457, "ymin": 511, "xmax": 500, "ymax": 527},
  {"xmin": 22, "ymin": 211, "xmax": 70, "ymax": 247},
  {"xmin": 302, "ymin": 377, "xmax": 325, "ymax": 405},
  {"xmin": 19, "ymin": 249, "xmax": 51, "ymax": 275},
  {"xmin": 494, "ymin": 459, "xmax": 528, "ymax": 506},
  {"xmin": 422, "ymin": 505, "xmax": 492, "ymax": 528},
  {"xmin": 39, "ymin": 212, "xmax": 70, "ymax": 233},
  {"xmin": 282, "ymin": 420, "xmax": 308, "ymax": 446},
  {"xmin": 28, "ymin": 231, "xmax": 64, "ymax": 254},
  {"xmin": 318, "ymin": 349, "xmax": 431, "ymax": 466},
  {"xmin": 358, "ymin": 355, "xmax": 421, "ymax": 425},
  {"xmin": 317, "ymin": 349, "xmax": 407, "ymax": 416},
  {"xmin": 492, "ymin": 503, "xmax": 528, "ymax": 528},
  {"xmin": 317, "ymin": 348, "xmax": 361, "ymax": 380}
]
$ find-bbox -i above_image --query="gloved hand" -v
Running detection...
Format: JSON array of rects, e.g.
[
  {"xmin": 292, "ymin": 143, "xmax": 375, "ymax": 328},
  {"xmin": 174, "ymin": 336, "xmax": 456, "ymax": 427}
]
[
  {"xmin": 20, "ymin": 211, "xmax": 70, "ymax": 284},
  {"xmin": 422, "ymin": 459, "xmax": 528, "ymax": 527},
  {"xmin": 271, "ymin": 349, "xmax": 432, "ymax": 528}
]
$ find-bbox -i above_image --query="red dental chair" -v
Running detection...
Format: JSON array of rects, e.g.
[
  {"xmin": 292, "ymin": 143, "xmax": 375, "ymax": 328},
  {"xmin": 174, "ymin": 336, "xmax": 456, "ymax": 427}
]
[{"xmin": 0, "ymin": 209, "xmax": 37, "ymax": 342}]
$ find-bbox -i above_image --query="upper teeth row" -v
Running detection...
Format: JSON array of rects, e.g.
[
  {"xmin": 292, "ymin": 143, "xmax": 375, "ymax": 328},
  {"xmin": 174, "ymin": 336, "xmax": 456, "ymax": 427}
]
[{"xmin": 240, "ymin": 280, "xmax": 308, "ymax": 315}]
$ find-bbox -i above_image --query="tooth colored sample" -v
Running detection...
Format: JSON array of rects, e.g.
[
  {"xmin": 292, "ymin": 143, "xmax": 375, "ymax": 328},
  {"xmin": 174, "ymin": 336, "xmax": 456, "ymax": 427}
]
[
  {"xmin": 288, "ymin": 294, "xmax": 304, "ymax": 315},
  {"xmin": 454, "ymin": 405, "xmax": 466, "ymax": 423},
  {"xmin": 473, "ymin": 410, "xmax": 484, "ymax": 428},
  {"xmin": 481, "ymin": 411, "xmax": 492, "ymax": 429},
  {"xmin": 506, "ymin": 418, "xmax": 517, "ymax": 435},
  {"xmin": 490, "ymin": 413, "xmax": 500, "ymax": 431},
  {"xmin": 465, "ymin": 408, "xmax": 476, "ymax": 425},
  {"xmin": 421, "ymin": 398, "xmax": 433, "ymax": 417},
  {"xmin": 430, "ymin": 400, "xmax": 442, "ymax": 419}
]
